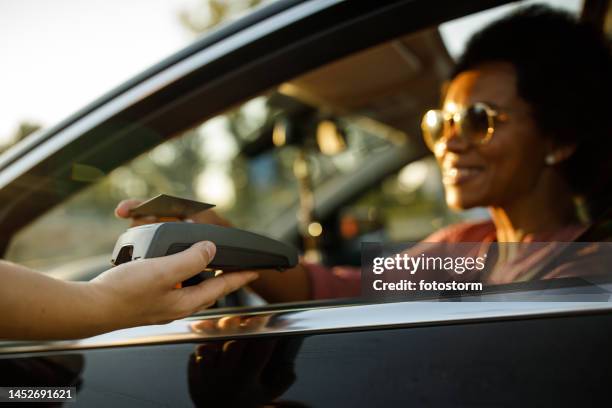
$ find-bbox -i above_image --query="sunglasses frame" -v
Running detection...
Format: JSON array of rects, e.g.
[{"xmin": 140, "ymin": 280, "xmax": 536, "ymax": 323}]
[{"xmin": 421, "ymin": 102, "xmax": 507, "ymax": 152}]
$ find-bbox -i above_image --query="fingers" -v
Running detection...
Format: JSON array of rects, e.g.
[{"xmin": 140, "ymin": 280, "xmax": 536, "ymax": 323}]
[
  {"xmin": 190, "ymin": 210, "xmax": 233, "ymax": 227},
  {"xmin": 131, "ymin": 215, "xmax": 159, "ymax": 227},
  {"xmin": 190, "ymin": 319, "xmax": 218, "ymax": 334},
  {"xmin": 189, "ymin": 315, "xmax": 269, "ymax": 335},
  {"xmin": 115, "ymin": 199, "xmax": 143, "ymax": 218},
  {"xmin": 155, "ymin": 241, "xmax": 217, "ymax": 283},
  {"xmin": 184, "ymin": 271, "xmax": 259, "ymax": 309},
  {"xmin": 115, "ymin": 198, "xmax": 183, "ymax": 227},
  {"xmin": 217, "ymin": 316, "xmax": 243, "ymax": 331}
]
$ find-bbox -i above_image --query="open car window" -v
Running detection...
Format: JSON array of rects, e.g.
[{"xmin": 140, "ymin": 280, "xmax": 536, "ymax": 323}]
[
  {"xmin": 5, "ymin": 92, "xmax": 403, "ymax": 275},
  {"xmin": 5, "ymin": 20, "xmax": 454, "ymax": 278}
]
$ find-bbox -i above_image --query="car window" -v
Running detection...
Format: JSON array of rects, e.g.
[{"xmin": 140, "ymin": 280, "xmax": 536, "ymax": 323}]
[
  {"xmin": 6, "ymin": 17, "xmax": 450, "ymax": 276},
  {"xmin": 4, "ymin": 92, "xmax": 400, "ymax": 275}
]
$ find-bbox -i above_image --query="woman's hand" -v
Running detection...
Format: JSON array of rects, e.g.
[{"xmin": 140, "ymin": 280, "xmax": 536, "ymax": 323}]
[
  {"xmin": 91, "ymin": 241, "xmax": 258, "ymax": 328},
  {"xmin": 190, "ymin": 314, "xmax": 272, "ymax": 335},
  {"xmin": 115, "ymin": 199, "xmax": 232, "ymax": 227},
  {"xmin": 114, "ymin": 198, "xmax": 311, "ymax": 303}
]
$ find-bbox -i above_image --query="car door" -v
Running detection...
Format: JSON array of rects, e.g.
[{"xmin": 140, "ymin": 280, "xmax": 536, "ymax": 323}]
[{"xmin": 1, "ymin": 285, "xmax": 612, "ymax": 406}]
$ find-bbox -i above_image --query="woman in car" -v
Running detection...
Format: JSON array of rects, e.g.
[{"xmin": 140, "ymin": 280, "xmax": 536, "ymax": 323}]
[{"xmin": 118, "ymin": 5, "xmax": 612, "ymax": 302}]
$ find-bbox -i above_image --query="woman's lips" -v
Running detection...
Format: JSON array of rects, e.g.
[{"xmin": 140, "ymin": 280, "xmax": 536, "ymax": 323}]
[{"xmin": 442, "ymin": 166, "xmax": 484, "ymax": 185}]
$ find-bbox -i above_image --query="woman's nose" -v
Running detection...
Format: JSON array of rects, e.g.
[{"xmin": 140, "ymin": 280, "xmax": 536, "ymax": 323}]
[{"xmin": 438, "ymin": 122, "xmax": 470, "ymax": 155}]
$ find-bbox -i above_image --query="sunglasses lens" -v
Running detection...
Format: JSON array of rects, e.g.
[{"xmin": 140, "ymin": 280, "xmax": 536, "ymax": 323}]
[
  {"xmin": 461, "ymin": 104, "xmax": 490, "ymax": 143},
  {"xmin": 421, "ymin": 110, "xmax": 445, "ymax": 151}
]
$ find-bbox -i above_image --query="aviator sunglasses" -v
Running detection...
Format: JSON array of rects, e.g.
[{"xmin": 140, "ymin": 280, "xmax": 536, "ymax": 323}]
[{"xmin": 421, "ymin": 102, "xmax": 508, "ymax": 152}]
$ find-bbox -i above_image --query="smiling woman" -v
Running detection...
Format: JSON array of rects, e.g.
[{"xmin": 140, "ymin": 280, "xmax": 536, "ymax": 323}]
[
  {"xmin": 402, "ymin": 5, "xmax": 612, "ymax": 285},
  {"xmin": 436, "ymin": 63, "xmax": 562, "ymax": 213},
  {"xmin": 284, "ymin": 4, "xmax": 612, "ymax": 300},
  {"xmin": 430, "ymin": 5, "xmax": 612, "ymax": 238}
]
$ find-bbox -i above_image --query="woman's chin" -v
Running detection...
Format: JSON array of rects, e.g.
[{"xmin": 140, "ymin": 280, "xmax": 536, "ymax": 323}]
[{"xmin": 444, "ymin": 189, "xmax": 484, "ymax": 210}]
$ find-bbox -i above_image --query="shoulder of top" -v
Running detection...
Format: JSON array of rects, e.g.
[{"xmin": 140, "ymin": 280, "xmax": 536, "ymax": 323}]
[{"xmin": 423, "ymin": 219, "xmax": 494, "ymax": 243}]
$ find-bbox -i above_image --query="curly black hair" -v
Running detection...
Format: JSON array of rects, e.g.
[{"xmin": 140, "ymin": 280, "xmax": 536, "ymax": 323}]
[{"xmin": 452, "ymin": 5, "xmax": 612, "ymax": 217}]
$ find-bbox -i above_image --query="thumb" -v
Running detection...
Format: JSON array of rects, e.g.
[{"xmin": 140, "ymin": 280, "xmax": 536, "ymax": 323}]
[
  {"xmin": 115, "ymin": 199, "xmax": 144, "ymax": 218},
  {"xmin": 155, "ymin": 241, "xmax": 217, "ymax": 284},
  {"xmin": 183, "ymin": 271, "xmax": 259, "ymax": 309}
]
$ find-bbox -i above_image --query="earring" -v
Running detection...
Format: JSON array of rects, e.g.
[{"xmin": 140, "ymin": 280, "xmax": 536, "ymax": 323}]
[{"xmin": 545, "ymin": 154, "xmax": 556, "ymax": 165}]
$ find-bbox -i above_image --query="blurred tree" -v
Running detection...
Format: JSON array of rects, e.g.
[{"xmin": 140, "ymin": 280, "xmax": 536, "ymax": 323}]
[
  {"xmin": 0, "ymin": 121, "xmax": 41, "ymax": 154},
  {"xmin": 78, "ymin": 0, "xmax": 274, "ymax": 208},
  {"xmin": 15, "ymin": 121, "xmax": 41, "ymax": 141},
  {"xmin": 179, "ymin": 0, "xmax": 266, "ymax": 34}
]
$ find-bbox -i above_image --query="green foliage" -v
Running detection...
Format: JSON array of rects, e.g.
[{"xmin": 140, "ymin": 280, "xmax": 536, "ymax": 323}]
[
  {"xmin": 179, "ymin": 0, "xmax": 267, "ymax": 35},
  {"xmin": 0, "ymin": 121, "xmax": 41, "ymax": 154}
]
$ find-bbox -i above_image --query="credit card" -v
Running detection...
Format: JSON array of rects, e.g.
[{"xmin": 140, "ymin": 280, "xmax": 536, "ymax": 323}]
[{"xmin": 128, "ymin": 194, "xmax": 215, "ymax": 218}]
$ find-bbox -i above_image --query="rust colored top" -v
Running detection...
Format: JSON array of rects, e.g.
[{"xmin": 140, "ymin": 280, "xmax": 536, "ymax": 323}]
[{"xmin": 305, "ymin": 220, "xmax": 604, "ymax": 300}]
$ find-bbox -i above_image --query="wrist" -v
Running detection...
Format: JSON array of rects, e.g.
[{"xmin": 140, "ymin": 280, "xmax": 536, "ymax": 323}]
[{"xmin": 79, "ymin": 280, "xmax": 126, "ymax": 335}]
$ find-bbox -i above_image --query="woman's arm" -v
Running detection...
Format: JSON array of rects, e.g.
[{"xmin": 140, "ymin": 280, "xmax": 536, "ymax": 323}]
[
  {"xmin": 116, "ymin": 200, "xmax": 315, "ymax": 303},
  {"xmin": 0, "ymin": 242, "xmax": 258, "ymax": 340},
  {"xmin": 115, "ymin": 199, "xmax": 366, "ymax": 303}
]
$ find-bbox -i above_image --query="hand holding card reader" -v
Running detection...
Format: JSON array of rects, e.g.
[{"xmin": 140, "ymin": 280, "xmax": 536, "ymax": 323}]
[{"xmin": 111, "ymin": 223, "xmax": 299, "ymax": 287}]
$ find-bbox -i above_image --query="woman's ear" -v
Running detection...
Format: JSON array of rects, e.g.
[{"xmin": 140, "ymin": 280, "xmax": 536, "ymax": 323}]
[{"xmin": 545, "ymin": 144, "xmax": 576, "ymax": 165}]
